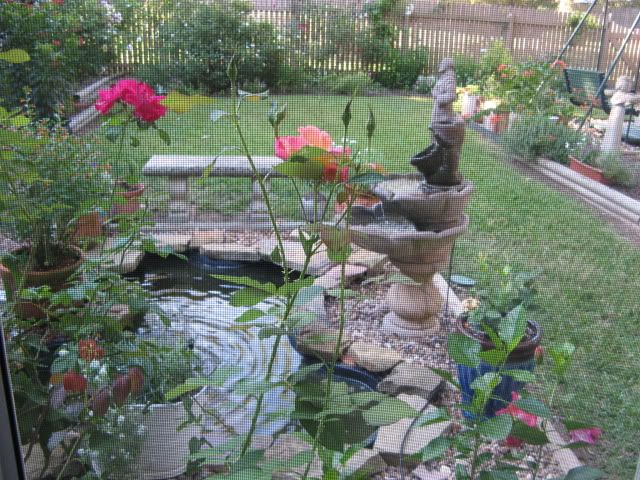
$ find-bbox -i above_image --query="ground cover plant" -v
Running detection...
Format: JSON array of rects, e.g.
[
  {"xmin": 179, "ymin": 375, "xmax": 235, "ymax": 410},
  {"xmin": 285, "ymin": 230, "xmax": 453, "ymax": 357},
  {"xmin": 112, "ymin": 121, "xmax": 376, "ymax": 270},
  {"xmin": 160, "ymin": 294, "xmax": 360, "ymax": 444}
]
[{"xmin": 97, "ymin": 95, "xmax": 640, "ymax": 478}]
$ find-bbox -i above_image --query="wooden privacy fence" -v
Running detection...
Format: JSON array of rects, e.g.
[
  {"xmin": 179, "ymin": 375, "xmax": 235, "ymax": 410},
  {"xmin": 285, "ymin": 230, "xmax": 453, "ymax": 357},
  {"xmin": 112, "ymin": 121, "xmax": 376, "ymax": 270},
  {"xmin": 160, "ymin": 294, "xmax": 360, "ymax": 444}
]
[{"xmin": 109, "ymin": 0, "xmax": 640, "ymax": 82}]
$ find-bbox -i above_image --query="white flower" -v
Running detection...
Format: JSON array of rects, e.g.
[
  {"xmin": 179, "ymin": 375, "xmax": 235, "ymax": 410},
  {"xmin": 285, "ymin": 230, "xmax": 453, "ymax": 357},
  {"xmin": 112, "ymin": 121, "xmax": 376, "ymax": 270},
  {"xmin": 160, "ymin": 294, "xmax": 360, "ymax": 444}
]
[
  {"xmin": 117, "ymin": 415, "xmax": 125, "ymax": 425},
  {"xmin": 136, "ymin": 425, "xmax": 146, "ymax": 436},
  {"xmin": 118, "ymin": 433, "xmax": 125, "ymax": 440},
  {"xmin": 90, "ymin": 360, "xmax": 100, "ymax": 369},
  {"xmin": 98, "ymin": 365, "xmax": 107, "ymax": 376}
]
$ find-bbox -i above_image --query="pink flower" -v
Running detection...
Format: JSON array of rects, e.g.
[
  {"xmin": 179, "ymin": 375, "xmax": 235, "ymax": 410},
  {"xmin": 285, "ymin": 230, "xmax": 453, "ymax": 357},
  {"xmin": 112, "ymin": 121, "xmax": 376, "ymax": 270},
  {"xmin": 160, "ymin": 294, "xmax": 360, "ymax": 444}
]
[
  {"xmin": 298, "ymin": 126, "xmax": 332, "ymax": 150},
  {"xmin": 496, "ymin": 391, "xmax": 539, "ymax": 449},
  {"xmin": 504, "ymin": 436, "xmax": 524, "ymax": 448},
  {"xmin": 275, "ymin": 135, "xmax": 308, "ymax": 159},
  {"xmin": 569, "ymin": 427, "xmax": 602, "ymax": 445},
  {"xmin": 95, "ymin": 86, "xmax": 123, "ymax": 114},
  {"xmin": 95, "ymin": 79, "xmax": 167, "ymax": 122},
  {"xmin": 132, "ymin": 94, "xmax": 167, "ymax": 122}
]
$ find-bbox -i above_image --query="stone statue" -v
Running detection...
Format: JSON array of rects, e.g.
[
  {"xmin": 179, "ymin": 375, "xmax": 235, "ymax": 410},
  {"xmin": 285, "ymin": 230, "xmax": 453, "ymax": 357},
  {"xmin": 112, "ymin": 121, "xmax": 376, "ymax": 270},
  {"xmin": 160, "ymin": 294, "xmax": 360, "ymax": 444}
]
[
  {"xmin": 411, "ymin": 57, "xmax": 465, "ymax": 187},
  {"xmin": 602, "ymin": 75, "xmax": 640, "ymax": 154}
]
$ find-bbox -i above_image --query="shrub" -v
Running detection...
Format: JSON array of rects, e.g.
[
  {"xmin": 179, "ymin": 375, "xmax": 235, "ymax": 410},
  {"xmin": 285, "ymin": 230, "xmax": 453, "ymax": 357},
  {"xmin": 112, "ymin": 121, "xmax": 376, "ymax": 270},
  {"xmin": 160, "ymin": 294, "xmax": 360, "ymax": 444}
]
[
  {"xmin": 151, "ymin": 0, "xmax": 283, "ymax": 93},
  {"xmin": 454, "ymin": 54, "xmax": 480, "ymax": 87},
  {"xmin": 503, "ymin": 114, "xmax": 584, "ymax": 164},
  {"xmin": 373, "ymin": 49, "xmax": 428, "ymax": 90},
  {"xmin": 414, "ymin": 74, "xmax": 436, "ymax": 94},
  {"xmin": 479, "ymin": 41, "xmax": 513, "ymax": 82},
  {"xmin": 598, "ymin": 154, "xmax": 635, "ymax": 186},
  {"xmin": 0, "ymin": 0, "xmax": 131, "ymax": 117},
  {"xmin": 317, "ymin": 72, "xmax": 375, "ymax": 95},
  {"xmin": 273, "ymin": 65, "xmax": 316, "ymax": 94}
]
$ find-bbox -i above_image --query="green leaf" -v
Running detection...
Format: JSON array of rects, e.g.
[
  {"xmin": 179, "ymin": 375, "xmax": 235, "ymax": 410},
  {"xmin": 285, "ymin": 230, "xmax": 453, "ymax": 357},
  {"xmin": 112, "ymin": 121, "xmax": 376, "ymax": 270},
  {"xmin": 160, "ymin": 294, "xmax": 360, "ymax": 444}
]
[
  {"xmin": 471, "ymin": 372, "xmax": 501, "ymax": 397},
  {"xmin": 342, "ymin": 97, "xmax": 353, "ymax": 129},
  {"xmin": 563, "ymin": 466, "xmax": 604, "ymax": 480},
  {"xmin": 288, "ymin": 146, "xmax": 330, "ymax": 163},
  {"xmin": 498, "ymin": 305, "xmax": 527, "ymax": 351},
  {"xmin": 418, "ymin": 407, "xmax": 451, "ymax": 427},
  {"xmin": 161, "ymin": 92, "xmax": 215, "ymax": 114},
  {"xmin": 561, "ymin": 419, "xmax": 597, "ymax": 432},
  {"xmin": 514, "ymin": 397, "xmax": 551, "ymax": 418},
  {"xmin": 429, "ymin": 367, "xmax": 461, "ymax": 390},
  {"xmin": 157, "ymin": 128, "xmax": 171, "ymax": 146},
  {"xmin": 0, "ymin": 49, "xmax": 30, "ymax": 64},
  {"xmin": 478, "ymin": 414, "xmax": 513, "ymax": 440},
  {"xmin": 235, "ymin": 308, "xmax": 265, "ymax": 323},
  {"xmin": 347, "ymin": 171, "xmax": 385, "ymax": 186},
  {"xmin": 210, "ymin": 275, "xmax": 277, "ymax": 294},
  {"xmin": 293, "ymin": 285, "xmax": 325, "ymax": 305},
  {"xmin": 448, "ymin": 332, "xmax": 481, "ymax": 367},
  {"xmin": 277, "ymin": 276, "xmax": 315, "ymax": 297},
  {"xmin": 230, "ymin": 287, "xmax": 272, "ymax": 307},
  {"xmin": 478, "ymin": 471, "xmax": 518, "ymax": 480},
  {"xmin": 274, "ymin": 158, "xmax": 324, "ymax": 180},
  {"xmin": 421, "ymin": 437, "xmax": 450, "ymax": 461},
  {"xmin": 366, "ymin": 105, "xmax": 376, "ymax": 140},
  {"xmin": 548, "ymin": 342, "xmax": 576, "ymax": 378},
  {"xmin": 510, "ymin": 420, "xmax": 549, "ymax": 445},
  {"xmin": 478, "ymin": 348, "xmax": 507, "ymax": 367},
  {"xmin": 270, "ymin": 246, "xmax": 282, "ymax": 265},
  {"xmin": 51, "ymin": 353, "xmax": 78, "ymax": 374},
  {"xmin": 362, "ymin": 397, "xmax": 419, "ymax": 426},
  {"xmin": 502, "ymin": 369, "xmax": 536, "ymax": 383},
  {"xmin": 165, "ymin": 367, "xmax": 240, "ymax": 400}
]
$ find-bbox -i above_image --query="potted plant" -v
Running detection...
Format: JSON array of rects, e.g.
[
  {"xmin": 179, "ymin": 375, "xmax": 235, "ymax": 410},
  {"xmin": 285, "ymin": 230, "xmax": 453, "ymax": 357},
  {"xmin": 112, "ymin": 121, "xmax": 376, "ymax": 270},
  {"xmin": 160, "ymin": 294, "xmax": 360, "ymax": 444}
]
[
  {"xmin": 0, "ymin": 121, "xmax": 111, "ymax": 317},
  {"xmin": 112, "ymin": 180, "xmax": 145, "ymax": 215},
  {"xmin": 455, "ymin": 265, "xmax": 542, "ymax": 418},
  {"xmin": 568, "ymin": 139, "xmax": 609, "ymax": 184}
]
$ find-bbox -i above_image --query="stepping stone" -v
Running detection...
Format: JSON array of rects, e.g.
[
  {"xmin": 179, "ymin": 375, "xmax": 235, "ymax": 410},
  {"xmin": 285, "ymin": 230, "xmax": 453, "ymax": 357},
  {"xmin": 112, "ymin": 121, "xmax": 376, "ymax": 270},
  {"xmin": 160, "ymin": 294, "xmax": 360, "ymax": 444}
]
[
  {"xmin": 343, "ymin": 449, "xmax": 387, "ymax": 478},
  {"xmin": 264, "ymin": 434, "xmax": 323, "ymax": 480},
  {"xmin": 378, "ymin": 362, "xmax": 445, "ymax": 400},
  {"xmin": 189, "ymin": 230, "xmax": 225, "ymax": 248},
  {"xmin": 257, "ymin": 239, "xmax": 332, "ymax": 276},
  {"xmin": 346, "ymin": 341, "xmax": 404, "ymax": 373},
  {"xmin": 152, "ymin": 234, "xmax": 191, "ymax": 253},
  {"xmin": 347, "ymin": 248, "xmax": 388, "ymax": 274},
  {"xmin": 200, "ymin": 243, "xmax": 261, "ymax": 262},
  {"xmin": 296, "ymin": 324, "xmax": 352, "ymax": 362},
  {"xmin": 314, "ymin": 264, "xmax": 367, "ymax": 290},
  {"xmin": 373, "ymin": 394, "xmax": 451, "ymax": 466},
  {"xmin": 106, "ymin": 249, "xmax": 145, "ymax": 274}
]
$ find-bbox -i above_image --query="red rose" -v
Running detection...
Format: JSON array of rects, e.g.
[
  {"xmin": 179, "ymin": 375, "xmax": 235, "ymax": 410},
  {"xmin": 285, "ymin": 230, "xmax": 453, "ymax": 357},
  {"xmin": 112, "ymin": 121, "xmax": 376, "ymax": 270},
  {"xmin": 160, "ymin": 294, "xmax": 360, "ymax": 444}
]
[{"xmin": 63, "ymin": 372, "xmax": 87, "ymax": 393}]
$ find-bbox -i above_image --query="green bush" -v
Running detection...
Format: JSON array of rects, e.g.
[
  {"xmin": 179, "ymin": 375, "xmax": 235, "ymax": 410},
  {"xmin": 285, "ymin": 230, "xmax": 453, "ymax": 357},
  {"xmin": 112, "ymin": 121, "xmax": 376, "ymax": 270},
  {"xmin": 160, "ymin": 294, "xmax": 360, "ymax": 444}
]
[
  {"xmin": 479, "ymin": 41, "xmax": 513, "ymax": 82},
  {"xmin": 317, "ymin": 72, "xmax": 375, "ymax": 95},
  {"xmin": 598, "ymin": 154, "xmax": 635, "ymax": 186},
  {"xmin": 373, "ymin": 49, "xmax": 428, "ymax": 90},
  {"xmin": 273, "ymin": 65, "xmax": 316, "ymax": 94},
  {"xmin": 454, "ymin": 54, "xmax": 480, "ymax": 87},
  {"xmin": 150, "ymin": 0, "xmax": 283, "ymax": 93},
  {"xmin": 502, "ymin": 115, "xmax": 584, "ymax": 165},
  {"xmin": 0, "ymin": 0, "xmax": 132, "ymax": 117}
]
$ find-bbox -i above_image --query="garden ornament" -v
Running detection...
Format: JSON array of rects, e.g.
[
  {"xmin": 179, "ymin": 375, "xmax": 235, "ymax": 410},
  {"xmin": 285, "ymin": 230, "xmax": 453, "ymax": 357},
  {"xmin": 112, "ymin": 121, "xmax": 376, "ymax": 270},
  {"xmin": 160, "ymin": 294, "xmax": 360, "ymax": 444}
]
[
  {"xmin": 602, "ymin": 75, "xmax": 640, "ymax": 154},
  {"xmin": 411, "ymin": 57, "xmax": 465, "ymax": 186}
]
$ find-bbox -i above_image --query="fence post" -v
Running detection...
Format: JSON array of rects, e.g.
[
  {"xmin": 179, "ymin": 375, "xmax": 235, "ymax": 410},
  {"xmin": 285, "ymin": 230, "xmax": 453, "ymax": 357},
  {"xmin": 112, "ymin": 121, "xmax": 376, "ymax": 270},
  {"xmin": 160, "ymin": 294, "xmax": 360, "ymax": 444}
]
[{"xmin": 505, "ymin": 12, "xmax": 515, "ymax": 52}]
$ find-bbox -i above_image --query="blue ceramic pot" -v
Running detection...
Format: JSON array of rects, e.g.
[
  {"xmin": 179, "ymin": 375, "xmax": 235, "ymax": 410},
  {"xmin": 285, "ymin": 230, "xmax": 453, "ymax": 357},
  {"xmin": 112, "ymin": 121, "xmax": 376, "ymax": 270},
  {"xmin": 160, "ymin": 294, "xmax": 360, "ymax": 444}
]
[{"xmin": 456, "ymin": 318, "xmax": 542, "ymax": 419}]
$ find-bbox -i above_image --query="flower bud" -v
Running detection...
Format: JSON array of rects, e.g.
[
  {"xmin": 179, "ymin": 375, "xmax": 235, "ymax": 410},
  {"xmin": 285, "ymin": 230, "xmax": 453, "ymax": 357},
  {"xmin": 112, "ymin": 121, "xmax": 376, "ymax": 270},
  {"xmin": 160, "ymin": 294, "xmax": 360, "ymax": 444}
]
[
  {"xmin": 91, "ymin": 388, "xmax": 111, "ymax": 417},
  {"xmin": 63, "ymin": 372, "xmax": 87, "ymax": 393},
  {"xmin": 112, "ymin": 375, "xmax": 131, "ymax": 407},
  {"xmin": 127, "ymin": 367, "xmax": 145, "ymax": 398}
]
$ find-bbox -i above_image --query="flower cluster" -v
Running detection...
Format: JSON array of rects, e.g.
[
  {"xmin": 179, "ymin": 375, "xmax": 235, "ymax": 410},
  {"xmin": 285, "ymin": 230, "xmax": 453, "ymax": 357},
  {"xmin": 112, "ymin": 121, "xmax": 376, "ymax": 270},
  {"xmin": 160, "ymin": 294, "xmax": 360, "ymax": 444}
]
[
  {"xmin": 275, "ymin": 125, "xmax": 351, "ymax": 183},
  {"xmin": 95, "ymin": 79, "xmax": 167, "ymax": 123}
]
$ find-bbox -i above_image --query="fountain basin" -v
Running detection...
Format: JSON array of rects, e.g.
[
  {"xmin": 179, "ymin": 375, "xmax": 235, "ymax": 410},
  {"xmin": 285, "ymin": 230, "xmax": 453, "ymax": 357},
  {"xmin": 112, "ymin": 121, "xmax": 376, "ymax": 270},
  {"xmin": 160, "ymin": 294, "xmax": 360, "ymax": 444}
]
[{"xmin": 372, "ymin": 178, "xmax": 473, "ymax": 231}]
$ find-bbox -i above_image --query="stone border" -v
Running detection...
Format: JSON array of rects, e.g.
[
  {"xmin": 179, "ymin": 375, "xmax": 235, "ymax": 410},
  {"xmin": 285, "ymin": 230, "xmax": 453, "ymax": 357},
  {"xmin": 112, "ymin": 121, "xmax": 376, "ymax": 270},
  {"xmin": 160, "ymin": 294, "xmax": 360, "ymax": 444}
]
[{"xmin": 68, "ymin": 76, "xmax": 119, "ymax": 134}]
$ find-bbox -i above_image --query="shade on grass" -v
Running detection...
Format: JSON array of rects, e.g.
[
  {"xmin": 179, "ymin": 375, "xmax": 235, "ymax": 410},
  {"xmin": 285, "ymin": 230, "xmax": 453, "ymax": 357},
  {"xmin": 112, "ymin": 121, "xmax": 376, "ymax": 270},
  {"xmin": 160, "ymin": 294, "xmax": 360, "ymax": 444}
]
[{"xmin": 97, "ymin": 95, "xmax": 640, "ymax": 479}]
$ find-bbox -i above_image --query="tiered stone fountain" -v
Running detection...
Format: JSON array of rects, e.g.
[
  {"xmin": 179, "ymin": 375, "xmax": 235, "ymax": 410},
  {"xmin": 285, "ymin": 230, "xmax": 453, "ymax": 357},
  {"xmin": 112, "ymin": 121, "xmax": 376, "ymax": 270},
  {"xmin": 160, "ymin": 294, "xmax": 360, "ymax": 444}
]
[{"xmin": 350, "ymin": 58, "xmax": 473, "ymax": 337}]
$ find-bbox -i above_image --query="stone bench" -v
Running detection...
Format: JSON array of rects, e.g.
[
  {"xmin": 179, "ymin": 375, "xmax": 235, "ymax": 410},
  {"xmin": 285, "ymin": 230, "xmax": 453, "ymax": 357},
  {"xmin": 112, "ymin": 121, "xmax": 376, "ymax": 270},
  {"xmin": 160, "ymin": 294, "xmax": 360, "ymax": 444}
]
[{"xmin": 142, "ymin": 155, "xmax": 283, "ymax": 220}]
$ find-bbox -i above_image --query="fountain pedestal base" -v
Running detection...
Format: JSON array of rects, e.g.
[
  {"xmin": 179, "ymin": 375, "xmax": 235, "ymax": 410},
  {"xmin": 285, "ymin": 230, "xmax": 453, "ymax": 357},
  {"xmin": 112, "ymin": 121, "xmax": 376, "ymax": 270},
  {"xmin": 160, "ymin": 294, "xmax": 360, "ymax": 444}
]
[{"xmin": 383, "ymin": 277, "xmax": 442, "ymax": 337}]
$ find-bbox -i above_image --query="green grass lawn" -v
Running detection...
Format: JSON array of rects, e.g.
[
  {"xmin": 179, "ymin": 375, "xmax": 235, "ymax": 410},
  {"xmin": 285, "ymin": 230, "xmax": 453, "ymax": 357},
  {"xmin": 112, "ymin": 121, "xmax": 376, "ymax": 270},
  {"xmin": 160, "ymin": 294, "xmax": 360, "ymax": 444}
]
[{"xmin": 97, "ymin": 95, "xmax": 640, "ymax": 478}]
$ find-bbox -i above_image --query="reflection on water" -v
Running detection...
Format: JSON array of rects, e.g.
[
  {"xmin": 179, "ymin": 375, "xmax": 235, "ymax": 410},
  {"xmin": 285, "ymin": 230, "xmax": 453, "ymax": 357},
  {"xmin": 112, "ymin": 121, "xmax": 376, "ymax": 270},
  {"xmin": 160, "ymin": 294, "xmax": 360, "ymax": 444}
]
[{"xmin": 128, "ymin": 253, "xmax": 301, "ymax": 436}]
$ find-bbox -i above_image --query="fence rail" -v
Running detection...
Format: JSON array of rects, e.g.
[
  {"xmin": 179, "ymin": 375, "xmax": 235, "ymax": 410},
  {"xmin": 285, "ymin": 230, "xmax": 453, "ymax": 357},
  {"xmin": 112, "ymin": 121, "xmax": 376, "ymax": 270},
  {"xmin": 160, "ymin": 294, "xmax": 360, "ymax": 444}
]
[{"xmin": 109, "ymin": 1, "xmax": 640, "ymax": 83}]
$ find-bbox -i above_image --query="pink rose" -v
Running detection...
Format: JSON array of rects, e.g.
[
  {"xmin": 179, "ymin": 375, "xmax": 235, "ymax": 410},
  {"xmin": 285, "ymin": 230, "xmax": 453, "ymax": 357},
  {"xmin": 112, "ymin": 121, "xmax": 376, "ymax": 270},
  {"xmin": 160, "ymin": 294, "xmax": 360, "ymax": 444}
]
[
  {"xmin": 95, "ymin": 86, "xmax": 122, "ymax": 115},
  {"xmin": 569, "ymin": 427, "xmax": 602, "ymax": 445},
  {"xmin": 132, "ymin": 95, "xmax": 167, "ymax": 122},
  {"xmin": 275, "ymin": 136, "xmax": 308, "ymax": 160},
  {"xmin": 298, "ymin": 126, "xmax": 332, "ymax": 150}
]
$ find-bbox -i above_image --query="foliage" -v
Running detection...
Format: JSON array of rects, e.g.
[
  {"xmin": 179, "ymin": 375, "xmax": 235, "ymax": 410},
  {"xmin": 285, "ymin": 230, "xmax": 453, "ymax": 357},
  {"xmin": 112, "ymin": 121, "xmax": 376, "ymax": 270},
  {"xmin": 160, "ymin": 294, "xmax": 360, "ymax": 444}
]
[
  {"xmin": 597, "ymin": 153, "xmax": 635, "ymax": 186},
  {"xmin": 478, "ymin": 41, "xmax": 513, "ymax": 83},
  {"xmin": 147, "ymin": 0, "xmax": 283, "ymax": 93},
  {"xmin": 567, "ymin": 12, "xmax": 601, "ymax": 31},
  {"xmin": 483, "ymin": 59, "xmax": 573, "ymax": 118},
  {"xmin": 454, "ymin": 53, "xmax": 481, "ymax": 87},
  {"xmin": 0, "ymin": 121, "xmax": 111, "ymax": 268},
  {"xmin": 317, "ymin": 72, "xmax": 376, "ymax": 95},
  {"xmin": 358, "ymin": 0, "xmax": 404, "ymax": 65},
  {"xmin": 0, "ymin": 0, "xmax": 133, "ymax": 117},
  {"xmin": 414, "ymin": 74, "xmax": 436, "ymax": 94},
  {"xmin": 502, "ymin": 114, "xmax": 585, "ymax": 165},
  {"xmin": 439, "ymin": 310, "xmax": 602, "ymax": 480},
  {"xmin": 373, "ymin": 49, "xmax": 428, "ymax": 89},
  {"xmin": 272, "ymin": 65, "xmax": 316, "ymax": 94}
]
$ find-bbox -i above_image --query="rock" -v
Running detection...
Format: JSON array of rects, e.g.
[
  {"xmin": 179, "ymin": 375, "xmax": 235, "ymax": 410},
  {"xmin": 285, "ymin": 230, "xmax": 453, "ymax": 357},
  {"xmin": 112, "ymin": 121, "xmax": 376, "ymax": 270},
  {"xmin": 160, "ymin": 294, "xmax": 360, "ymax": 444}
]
[
  {"xmin": 343, "ymin": 449, "xmax": 386, "ymax": 478},
  {"xmin": 412, "ymin": 464, "xmax": 449, "ymax": 480},
  {"xmin": 314, "ymin": 264, "xmax": 367, "ymax": 290},
  {"xmin": 152, "ymin": 234, "xmax": 191, "ymax": 253},
  {"xmin": 347, "ymin": 249, "xmax": 388, "ymax": 274},
  {"xmin": 373, "ymin": 394, "xmax": 451, "ymax": 466},
  {"xmin": 264, "ymin": 434, "xmax": 322, "ymax": 480},
  {"xmin": 108, "ymin": 249, "xmax": 145, "ymax": 274},
  {"xmin": 200, "ymin": 243, "xmax": 261, "ymax": 262},
  {"xmin": 257, "ymin": 239, "xmax": 332, "ymax": 276},
  {"xmin": 190, "ymin": 230, "xmax": 224, "ymax": 248},
  {"xmin": 346, "ymin": 341, "xmax": 403, "ymax": 372},
  {"xmin": 378, "ymin": 362, "xmax": 445, "ymax": 400},
  {"xmin": 296, "ymin": 325, "xmax": 352, "ymax": 362},
  {"xmin": 297, "ymin": 294, "xmax": 328, "ymax": 324}
]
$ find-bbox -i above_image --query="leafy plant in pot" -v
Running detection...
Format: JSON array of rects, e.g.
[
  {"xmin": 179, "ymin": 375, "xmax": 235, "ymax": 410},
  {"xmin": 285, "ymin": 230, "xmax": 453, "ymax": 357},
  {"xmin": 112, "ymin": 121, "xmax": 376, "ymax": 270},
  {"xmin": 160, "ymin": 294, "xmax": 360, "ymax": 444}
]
[
  {"xmin": 0, "ymin": 121, "xmax": 111, "ymax": 318},
  {"xmin": 454, "ymin": 265, "xmax": 542, "ymax": 417}
]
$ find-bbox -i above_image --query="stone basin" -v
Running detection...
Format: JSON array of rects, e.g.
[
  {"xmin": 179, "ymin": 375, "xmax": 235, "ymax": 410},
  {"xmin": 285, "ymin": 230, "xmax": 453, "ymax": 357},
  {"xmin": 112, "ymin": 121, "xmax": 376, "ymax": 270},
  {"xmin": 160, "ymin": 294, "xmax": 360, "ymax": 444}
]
[{"xmin": 372, "ymin": 178, "xmax": 474, "ymax": 231}]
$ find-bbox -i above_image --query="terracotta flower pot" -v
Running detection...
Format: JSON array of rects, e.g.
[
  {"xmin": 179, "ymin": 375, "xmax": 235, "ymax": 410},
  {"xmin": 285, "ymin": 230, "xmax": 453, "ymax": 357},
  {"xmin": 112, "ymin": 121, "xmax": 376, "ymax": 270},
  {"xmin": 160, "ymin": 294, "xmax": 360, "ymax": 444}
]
[
  {"xmin": 73, "ymin": 211, "xmax": 103, "ymax": 240},
  {"xmin": 0, "ymin": 246, "xmax": 84, "ymax": 319},
  {"xmin": 569, "ymin": 156, "xmax": 610, "ymax": 185},
  {"xmin": 113, "ymin": 183, "xmax": 145, "ymax": 215}
]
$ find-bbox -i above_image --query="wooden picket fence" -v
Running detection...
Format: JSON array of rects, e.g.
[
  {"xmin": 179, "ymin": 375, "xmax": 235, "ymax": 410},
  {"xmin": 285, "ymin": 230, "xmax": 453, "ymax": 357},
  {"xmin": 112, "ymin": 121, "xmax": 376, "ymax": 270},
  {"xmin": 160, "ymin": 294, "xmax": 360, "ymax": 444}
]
[{"xmin": 108, "ymin": 0, "xmax": 640, "ymax": 82}]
